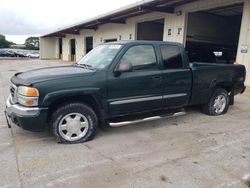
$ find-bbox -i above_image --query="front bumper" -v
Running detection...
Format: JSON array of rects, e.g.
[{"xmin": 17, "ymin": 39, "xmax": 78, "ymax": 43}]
[{"xmin": 5, "ymin": 96, "xmax": 48, "ymax": 131}]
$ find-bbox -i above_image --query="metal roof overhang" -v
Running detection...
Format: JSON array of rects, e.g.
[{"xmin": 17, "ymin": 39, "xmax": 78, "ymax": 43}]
[{"xmin": 42, "ymin": 0, "xmax": 195, "ymax": 38}]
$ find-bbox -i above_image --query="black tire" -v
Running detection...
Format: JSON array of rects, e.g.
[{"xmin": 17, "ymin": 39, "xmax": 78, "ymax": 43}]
[
  {"xmin": 50, "ymin": 102, "xmax": 98, "ymax": 144},
  {"xmin": 202, "ymin": 88, "xmax": 229, "ymax": 116}
]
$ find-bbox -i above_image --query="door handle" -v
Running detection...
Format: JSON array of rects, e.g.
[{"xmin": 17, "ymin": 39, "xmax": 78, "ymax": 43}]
[{"xmin": 152, "ymin": 76, "xmax": 162, "ymax": 81}]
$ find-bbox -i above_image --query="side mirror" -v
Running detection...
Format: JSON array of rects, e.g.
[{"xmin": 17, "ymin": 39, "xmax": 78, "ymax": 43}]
[{"xmin": 114, "ymin": 62, "xmax": 133, "ymax": 76}]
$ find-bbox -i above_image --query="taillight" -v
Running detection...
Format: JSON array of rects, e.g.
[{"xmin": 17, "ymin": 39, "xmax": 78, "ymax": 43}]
[{"xmin": 234, "ymin": 76, "xmax": 245, "ymax": 82}]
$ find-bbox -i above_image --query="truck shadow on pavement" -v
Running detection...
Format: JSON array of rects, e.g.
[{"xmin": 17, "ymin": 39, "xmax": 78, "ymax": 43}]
[{"xmin": 11, "ymin": 106, "xmax": 207, "ymax": 145}]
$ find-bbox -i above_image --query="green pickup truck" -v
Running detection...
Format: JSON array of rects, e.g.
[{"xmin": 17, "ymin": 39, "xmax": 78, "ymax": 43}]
[{"xmin": 5, "ymin": 41, "xmax": 246, "ymax": 144}]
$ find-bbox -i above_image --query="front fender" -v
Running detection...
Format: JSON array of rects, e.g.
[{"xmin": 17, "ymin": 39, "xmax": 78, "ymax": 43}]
[{"xmin": 41, "ymin": 88, "xmax": 100, "ymax": 106}]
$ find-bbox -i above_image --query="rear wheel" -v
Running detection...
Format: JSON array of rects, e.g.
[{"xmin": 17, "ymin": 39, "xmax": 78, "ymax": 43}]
[
  {"xmin": 50, "ymin": 102, "xmax": 98, "ymax": 144},
  {"xmin": 202, "ymin": 88, "xmax": 229, "ymax": 116}
]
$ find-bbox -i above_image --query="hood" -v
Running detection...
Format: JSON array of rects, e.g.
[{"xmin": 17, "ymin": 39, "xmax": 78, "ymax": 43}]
[{"xmin": 11, "ymin": 65, "xmax": 95, "ymax": 86}]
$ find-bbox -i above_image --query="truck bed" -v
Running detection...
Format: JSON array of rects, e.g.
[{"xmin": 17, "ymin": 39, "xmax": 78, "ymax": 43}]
[{"xmin": 189, "ymin": 62, "xmax": 246, "ymax": 105}]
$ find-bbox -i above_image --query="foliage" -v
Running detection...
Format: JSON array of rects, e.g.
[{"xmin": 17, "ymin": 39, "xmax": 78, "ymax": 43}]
[
  {"xmin": 25, "ymin": 37, "xmax": 40, "ymax": 50},
  {"xmin": 0, "ymin": 34, "xmax": 14, "ymax": 48}
]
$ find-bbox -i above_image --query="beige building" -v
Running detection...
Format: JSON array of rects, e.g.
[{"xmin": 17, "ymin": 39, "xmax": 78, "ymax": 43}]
[{"xmin": 40, "ymin": 0, "xmax": 250, "ymax": 86}]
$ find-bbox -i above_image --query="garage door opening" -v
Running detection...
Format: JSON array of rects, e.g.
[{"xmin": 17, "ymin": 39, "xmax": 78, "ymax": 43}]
[
  {"xmin": 58, "ymin": 38, "xmax": 62, "ymax": 59},
  {"xmin": 85, "ymin": 37, "xmax": 93, "ymax": 54},
  {"xmin": 70, "ymin": 39, "xmax": 76, "ymax": 62},
  {"xmin": 186, "ymin": 4, "xmax": 243, "ymax": 64},
  {"xmin": 137, "ymin": 19, "xmax": 164, "ymax": 41}
]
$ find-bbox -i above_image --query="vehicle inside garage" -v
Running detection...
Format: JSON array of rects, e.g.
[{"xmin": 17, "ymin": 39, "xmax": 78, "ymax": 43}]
[
  {"xmin": 137, "ymin": 19, "xmax": 164, "ymax": 41},
  {"xmin": 186, "ymin": 4, "xmax": 243, "ymax": 64}
]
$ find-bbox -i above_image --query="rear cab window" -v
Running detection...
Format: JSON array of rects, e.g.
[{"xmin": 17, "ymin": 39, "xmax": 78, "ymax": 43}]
[{"xmin": 160, "ymin": 44, "xmax": 183, "ymax": 69}]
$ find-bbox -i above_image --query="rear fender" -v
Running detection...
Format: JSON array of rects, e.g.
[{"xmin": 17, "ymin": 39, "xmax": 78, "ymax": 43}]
[
  {"xmin": 209, "ymin": 79, "xmax": 233, "ymax": 97},
  {"xmin": 208, "ymin": 79, "xmax": 217, "ymax": 97}
]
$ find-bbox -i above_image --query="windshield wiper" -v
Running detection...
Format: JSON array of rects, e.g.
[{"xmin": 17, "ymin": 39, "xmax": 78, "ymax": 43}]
[{"xmin": 75, "ymin": 64, "xmax": 96, "ymax": 70}]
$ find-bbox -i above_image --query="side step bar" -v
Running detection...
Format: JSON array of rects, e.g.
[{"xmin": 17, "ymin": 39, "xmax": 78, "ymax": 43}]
[{"xmin": 108, "ymin": 111, "xmax": 186, "ymax": 127}]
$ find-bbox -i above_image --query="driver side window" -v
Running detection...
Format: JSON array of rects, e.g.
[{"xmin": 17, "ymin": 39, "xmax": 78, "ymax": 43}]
[{"xmin": 120, "ymin": 45, "xmax": 157, "ymax": 71}]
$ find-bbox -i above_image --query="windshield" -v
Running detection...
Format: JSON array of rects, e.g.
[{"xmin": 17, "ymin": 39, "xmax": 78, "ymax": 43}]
[{"xmin": 77, "ymin": 44, "xmax": 123, "ymax": 69}]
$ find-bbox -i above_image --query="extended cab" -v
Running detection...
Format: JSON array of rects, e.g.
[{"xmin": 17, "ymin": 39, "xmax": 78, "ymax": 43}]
[{"xmin": 5, "ymin": 41, "xmax": 246, "ymax": 144}]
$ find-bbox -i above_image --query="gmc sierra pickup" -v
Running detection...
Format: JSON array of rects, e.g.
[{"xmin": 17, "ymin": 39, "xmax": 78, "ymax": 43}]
[{"xmin": 5, "ymin": 41, "xmax": 246, "ymax": 144}]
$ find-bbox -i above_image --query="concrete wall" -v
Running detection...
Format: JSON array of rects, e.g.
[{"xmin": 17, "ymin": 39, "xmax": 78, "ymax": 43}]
[
  {"xmin": 40, "ymin": 37, "xmax": 57, "ymax": 59},
  {"xmin": 62, "ymin": 36, "xmax": 71, "ymax": 61},
  {"xmin": 163, "ymin": 13, "xmax": 187, "ymax": 44},
  {"xmin": 237, "ymin": 0, "xmax": 250, "ymax": 86}
]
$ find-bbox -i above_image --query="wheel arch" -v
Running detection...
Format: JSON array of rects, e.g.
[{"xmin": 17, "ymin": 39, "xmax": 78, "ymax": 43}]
[
  {"xmin": 47, "ymin": 94, "xmax": 104, "ymax": 125},
  {"xmin": 209, "ymin": 79, "xmax": 233, "ymax": 96}
]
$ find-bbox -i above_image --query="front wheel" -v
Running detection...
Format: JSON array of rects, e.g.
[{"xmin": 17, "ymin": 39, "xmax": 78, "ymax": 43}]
[
  {"xmin": 202, "ymin": 88, "xmax": 229, "ymax": 116},
  {"xmin": 50, "ymin": 102, "xmax": 98, "ymax": 144}
]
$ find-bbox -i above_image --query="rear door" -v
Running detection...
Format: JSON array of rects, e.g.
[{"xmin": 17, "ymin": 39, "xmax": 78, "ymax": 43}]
[
  {"xmin": 159, "ymin": 44, "xmax": 192, "ymax": 107},
  {"xmin": 107, "ymin": 44, "xmax": 163, "ymax": 116}
]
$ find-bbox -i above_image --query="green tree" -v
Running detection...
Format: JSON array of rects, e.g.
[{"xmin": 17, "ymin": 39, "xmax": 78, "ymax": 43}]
[
  {"xmin": 0, "ymin": 34, "xmax": 11, "ymax": 48},
  {"xmin": 25, "ymin": 37, "xmax": 39, "ymax": 50}
]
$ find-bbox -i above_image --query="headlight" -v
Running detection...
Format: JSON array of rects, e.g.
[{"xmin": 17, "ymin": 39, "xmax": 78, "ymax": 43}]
[{"xmin": 17, "ymin": 86, "xmax": 39, "ymax": 106}]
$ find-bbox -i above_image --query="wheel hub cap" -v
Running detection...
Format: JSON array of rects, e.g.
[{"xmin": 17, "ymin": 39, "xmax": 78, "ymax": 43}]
[
  {"xmin": 213, "ymin": 95, "xmax": 226, "ymax": 114},
  {"xmin": 58, "ymin": 113, "xmax": 89, "ymax": 141}
]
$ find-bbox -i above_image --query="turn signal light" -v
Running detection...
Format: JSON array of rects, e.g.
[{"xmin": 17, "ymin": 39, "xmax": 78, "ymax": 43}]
[
  {"xmin": 25, "ymin": 100, "xmax": 34, "ymax": 105},
  {"xmin": 18, "ymin": 86, "xmax": 39, "ymax": 97}
]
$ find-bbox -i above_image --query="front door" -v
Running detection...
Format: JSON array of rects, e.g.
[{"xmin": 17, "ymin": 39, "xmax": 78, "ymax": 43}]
[{"xmin": 107, "ymin": 44, "xmax": 163, "ymax": 116}]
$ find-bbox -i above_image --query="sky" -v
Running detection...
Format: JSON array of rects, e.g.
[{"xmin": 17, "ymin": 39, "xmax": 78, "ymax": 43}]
[{"xmin": 0, "ymin": 0, "xmax": 138, "ymax": 44}]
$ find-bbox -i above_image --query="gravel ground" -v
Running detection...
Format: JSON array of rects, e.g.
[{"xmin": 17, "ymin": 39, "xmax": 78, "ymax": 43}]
[{"xmin": 0, "ymin": 58, "xmax": 250, "ymax": 188}]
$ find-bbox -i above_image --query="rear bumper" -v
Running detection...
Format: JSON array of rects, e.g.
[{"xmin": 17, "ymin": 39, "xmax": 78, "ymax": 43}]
[
  {"xmin": 5, "ymin": 96, "xmax": 48, "ymax": 131},
  {"xmin": 234, "ymin": 83, "xmax": 245, "ymax": 95},
  {"xmin": 240, "ymin": 86, "xmax": 246, "ymax": 94}
]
